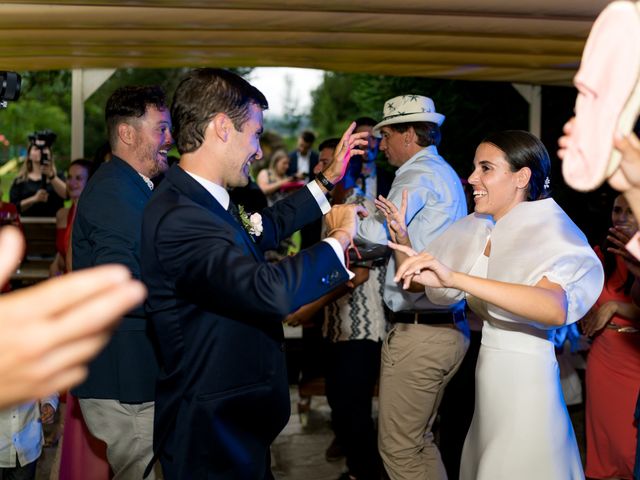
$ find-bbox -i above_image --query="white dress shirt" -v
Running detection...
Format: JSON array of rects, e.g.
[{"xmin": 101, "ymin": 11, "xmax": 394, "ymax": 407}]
[{"xmin": 184, "ymin": 170, "xmax": 351, "ymax": 275}]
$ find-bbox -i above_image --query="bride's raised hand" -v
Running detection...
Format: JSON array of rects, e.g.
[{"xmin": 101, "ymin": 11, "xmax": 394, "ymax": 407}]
[
  {"xmin": 375, "ymin": 190, "xmax": 409, "ymax": 246},
  {"xmin": 389, "ymin": 242, "xmax": 455, "ymax": 290}
]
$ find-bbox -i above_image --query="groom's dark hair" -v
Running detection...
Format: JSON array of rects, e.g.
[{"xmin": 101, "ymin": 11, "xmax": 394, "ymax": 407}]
[{"xmin": 171, "ymin": 68, "xmax": 268, "ymax": 155}]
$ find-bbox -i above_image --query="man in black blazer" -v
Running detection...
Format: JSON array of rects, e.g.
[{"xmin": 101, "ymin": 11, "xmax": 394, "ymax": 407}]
[
  {"xmin": 287, "ymin": 129, "xmax": 319, "ymax": 180},
  {"xmin": 72, "ymin": 85, "xmax": 172, "ymax": 479},
  {"xmin": 140, "ymin": 68, "xmax": 367, "ymax": 479}
]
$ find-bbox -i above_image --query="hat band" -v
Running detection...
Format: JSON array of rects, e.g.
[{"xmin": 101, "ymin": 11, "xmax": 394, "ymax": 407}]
[{"xmin": 382, "ymin": 111, "xmax": 430, "ymax": 121}]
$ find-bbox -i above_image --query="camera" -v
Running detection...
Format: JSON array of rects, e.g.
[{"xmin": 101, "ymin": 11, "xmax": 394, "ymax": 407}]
[
  {"xmin": 28, "ymin": 130, "xmax": 57, "ymax": 150},
  {"xmin": 0, "ymin": 71, "xmax": 21, "ymax": 108}
]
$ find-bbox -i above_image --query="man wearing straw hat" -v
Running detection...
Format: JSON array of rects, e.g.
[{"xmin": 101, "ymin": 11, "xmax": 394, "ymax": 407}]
[{"xmin": 356, "ymin": 94, "xmax": 469, "ymax": 480}]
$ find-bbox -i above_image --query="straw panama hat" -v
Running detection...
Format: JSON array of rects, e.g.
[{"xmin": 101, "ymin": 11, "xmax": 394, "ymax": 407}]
[{"xmin": 372, "ymin": 94, "xmax": 445, "ymax": 137}]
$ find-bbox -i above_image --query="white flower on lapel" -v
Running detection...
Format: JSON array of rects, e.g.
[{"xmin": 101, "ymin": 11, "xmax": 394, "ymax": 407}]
[
  {"xmin": 238, "ymin": 204, "xmax": 263, "ymax": 238},
  {"xmin": 249, "ymin": 212, "xmax": 263, "ymax": 236}
]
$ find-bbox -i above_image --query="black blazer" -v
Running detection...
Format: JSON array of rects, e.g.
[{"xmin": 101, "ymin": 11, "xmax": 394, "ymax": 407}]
[
  {"xmin": 286, "ymin": 150, "xmax": 319, "ymax": 179},
  {"xmin": 141, "ymin": 164, "xmax": 347, "ymax": 479},
  {"xmin": 72, "ymin": 156, "xmax": 159, "ymax": 402}
]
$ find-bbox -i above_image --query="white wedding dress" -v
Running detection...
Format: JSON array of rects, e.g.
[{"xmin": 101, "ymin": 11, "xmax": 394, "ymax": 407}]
[{"xmin": 460, "ymin": 253, "xmax": 584, "ymax": 480}]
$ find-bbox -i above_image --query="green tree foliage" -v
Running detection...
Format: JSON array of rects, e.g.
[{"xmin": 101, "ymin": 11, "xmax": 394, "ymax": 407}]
[{"xmin": 0, "ymin": 71, "xmax": 72, "ymax": 165}]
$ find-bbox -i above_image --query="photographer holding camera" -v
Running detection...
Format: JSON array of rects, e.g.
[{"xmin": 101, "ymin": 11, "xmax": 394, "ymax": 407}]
[{"xmin": 9, "ymin": 130, "xmax": 67, "ymax": 217}]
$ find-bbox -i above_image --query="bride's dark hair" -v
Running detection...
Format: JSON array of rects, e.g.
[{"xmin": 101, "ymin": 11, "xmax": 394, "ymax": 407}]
[{"xmin": 482, "ymin": 130, "xmax": 551, "ymax": 201}]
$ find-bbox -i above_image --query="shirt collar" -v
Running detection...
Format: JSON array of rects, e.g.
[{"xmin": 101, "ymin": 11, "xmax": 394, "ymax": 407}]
[
  {"xmin": 184, "ymin": 170, "xmax": 230, "ymax": 209},
  {"xmin": 396, "ymin": 145, "xmax": 439, "ymax": 175},
  {"xmin": 138, "ymin": 172, "xmax": 154, "ymax": 191}
]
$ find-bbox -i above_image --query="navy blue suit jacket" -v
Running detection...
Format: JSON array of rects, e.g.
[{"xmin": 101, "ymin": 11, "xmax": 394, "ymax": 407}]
[
  {"xmin": 72, "ymin": 156, "xmax": 160, "ymax": 402},
  {"xmin": 140, "ymin": 164, "xmax": 347, "ymax": 479}
]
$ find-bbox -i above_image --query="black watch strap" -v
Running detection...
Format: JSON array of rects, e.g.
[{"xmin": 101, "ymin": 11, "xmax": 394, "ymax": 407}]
[{"xmin": 315, "ymin": 171, "xmax": 335, "ymax": 191}]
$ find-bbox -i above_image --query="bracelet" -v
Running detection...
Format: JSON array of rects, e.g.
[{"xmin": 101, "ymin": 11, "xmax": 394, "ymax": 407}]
[
  {"xmin": 327, "ymin": 228, "xmax": 362, "ymax": 270},
  {"xmin": 315, "ymin": 171, "xmax": 335, "ymax": 191}
]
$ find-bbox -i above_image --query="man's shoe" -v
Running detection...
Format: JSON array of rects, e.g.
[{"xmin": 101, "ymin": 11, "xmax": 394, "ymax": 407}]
[{"xmin": 325, "ymin": 436, "xmax": 345, "ymax": 462}]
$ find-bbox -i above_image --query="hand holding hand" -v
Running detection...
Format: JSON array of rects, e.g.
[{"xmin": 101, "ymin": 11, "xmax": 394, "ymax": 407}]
[
  {"xmin": 375, "ymin": 190, "xmax": 409, "ymax": 246},
  {"xmin": 390, "ymin": 242, "xmax": 455, "ymax": 290},
  {"xmin": 322, "ymin": 122, "xmax": 369, "ymax": 186},
  {"xmin": 581, "ymin": 301, "xmax": 617, "ymax": 336},
  {"xmin": 325, "ymin": 204, "xmax": 368, "ymax": 251},
  {"xmin": 33, "ymin": 189, "xmax": 49, "ymax": 204}
]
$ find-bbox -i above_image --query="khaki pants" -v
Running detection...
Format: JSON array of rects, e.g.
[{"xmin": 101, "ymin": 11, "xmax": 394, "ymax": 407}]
[
  {"xmin": 79, "ymin": 398, "xmax": 162, "ymax": 480},
  {"xmin": 378, "ymin": 323, "xmax": 469, "ymax": 480}
]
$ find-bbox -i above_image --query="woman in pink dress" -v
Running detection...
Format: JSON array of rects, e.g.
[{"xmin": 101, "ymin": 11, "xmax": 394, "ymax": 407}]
[
  {"xmin": 50, "ymin": 159, "xmax": 112, "ymax": 480},
  {"xmin": 583, "ymin": 193, "xmax": 640, "ymax": 480}
]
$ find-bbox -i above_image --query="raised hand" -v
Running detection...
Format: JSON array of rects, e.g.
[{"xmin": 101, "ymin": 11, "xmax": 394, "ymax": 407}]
[
  {"xmin": 322, "ymin": 122, "xmax": 369, "ymax": 186},
  {"xmin": 389, "ymin": 242, "xmax": 455, "ymax": 290},
  {"xmin": 375, "ymin": 190, "xmax": 410, "ymax": 246}
]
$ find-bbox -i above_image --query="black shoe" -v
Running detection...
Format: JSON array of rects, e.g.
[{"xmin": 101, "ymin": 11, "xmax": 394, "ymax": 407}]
[{"xmin": 325, "ymin": 436, "xmax": 345, "ymax": 462}]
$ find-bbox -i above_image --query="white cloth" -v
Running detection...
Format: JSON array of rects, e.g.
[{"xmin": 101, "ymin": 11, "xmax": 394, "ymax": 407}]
[
  {"xmin": 426, "ymin": 199, "xmax": 602, "ymax": 480},
  {"xmin": 424, "ymin": 198, "xmax": 603, "ymax": 332},
  {"xmin": 0, "ymin": 394, "xmax": 58, "ymax": 468},
  {"xmin": 356, "ymin": 145, "xmax": 467, "ymax": 312}
]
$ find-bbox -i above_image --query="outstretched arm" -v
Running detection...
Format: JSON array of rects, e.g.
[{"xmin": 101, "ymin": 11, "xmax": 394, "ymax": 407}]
[
  {"xmin": 391, "ymin": 243, "xmax": 568, "ymax": 327},
  {"xmin": 0, "ymin": 226, "xmax": 146, "ymax": 409}
]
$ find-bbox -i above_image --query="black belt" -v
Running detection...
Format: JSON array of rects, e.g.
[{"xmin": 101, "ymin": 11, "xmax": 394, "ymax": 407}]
[{"xmin": 388, "ymin": 309, "xmax": 465, "ymax": 325}]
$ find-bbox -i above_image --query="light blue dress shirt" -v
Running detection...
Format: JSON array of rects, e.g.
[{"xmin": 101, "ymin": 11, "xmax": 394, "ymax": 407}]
[{"xmin": 356, "ymin": 145, "xmax": 467, "ymax": 312}]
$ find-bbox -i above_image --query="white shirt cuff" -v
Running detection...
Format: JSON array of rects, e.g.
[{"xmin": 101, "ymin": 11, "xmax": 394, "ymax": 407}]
[
  {"xmin": 307, "ymin": 181, "xmax": 331, "ymax": 214},
  {"xmin": 322, "ymin": 238, "xmax": 355, "ymax": 280}
]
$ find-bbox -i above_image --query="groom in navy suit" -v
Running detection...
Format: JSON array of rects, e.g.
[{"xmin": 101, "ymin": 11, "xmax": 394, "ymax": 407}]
[{"xmin": 140, "ymin": 68, "xmax": 367, "ymax": 479}]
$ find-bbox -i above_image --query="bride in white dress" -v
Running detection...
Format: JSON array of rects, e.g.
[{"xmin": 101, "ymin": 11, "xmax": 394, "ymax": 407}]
[{"xmin": 377, "ymin": 130, "xmax": 603, "ymax": 480}]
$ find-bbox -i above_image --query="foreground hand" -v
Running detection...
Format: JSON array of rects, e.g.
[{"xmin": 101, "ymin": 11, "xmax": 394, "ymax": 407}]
[
  {"xmin": 581, "ymin": 302, "xmax": 617, "ymax": 336},
  {"xmin": 615, "ymin": 132, "xmax": 640, "ymax": 190},
  {"xmin": 0, "ymin": 226, "xmax": 146, "ymax": 409},
  {"xmin": 325, "ymin": 204, "xmax": 368, "ymax": 250},
  {"xmin": 390, "ymin": 242, "xmax": 454, "ymax": 289},
  {"xmin": 375, "ymin": 190, "xmax": 409, "ymax": 245},
  {"xmin": 322, "ymin": 122, "xmax": 369, "ymax": 186},
  {"xmin": 557, "ymin": 117, "xmax": 574, "ymax": 161},
  {"xmin": 40, "ymin": 402, "xmax": 55, "ymax": 424}
]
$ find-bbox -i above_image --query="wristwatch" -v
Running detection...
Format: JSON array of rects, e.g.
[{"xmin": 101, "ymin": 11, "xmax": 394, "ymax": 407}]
[{"xmin": 315, "ymin": 171, "xmax": 335, "ymax": 191}]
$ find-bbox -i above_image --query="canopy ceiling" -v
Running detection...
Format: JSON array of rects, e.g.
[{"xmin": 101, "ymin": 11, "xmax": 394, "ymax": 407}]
[{"xmin": 0, "ymin": 1, "xmax": 612, "ymax": 85}]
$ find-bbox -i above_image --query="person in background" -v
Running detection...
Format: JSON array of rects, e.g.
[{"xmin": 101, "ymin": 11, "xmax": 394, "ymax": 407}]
[
  {"xmin": 287, "ymin": 129, "xmax": 319, "ymax": 181},
  {"xmin": 49, "ymin": 159, "xmax": 92, "ymax": 277},
  {"xmin": 10, "ymin": 142, "xmax": 66, "ymax": 217},
  {"xmin": 72, "ymin": 85, "xmax": 171, "ymax": 480},
  {"xmin": 356, "ymin": 94, "xmax": 468, "ymax": 480},
  {"xmin": 0, "ymin": 392, "xmax": 58, "ymax": 479},
  {"xmin": 256, "ymin": 149, "xmax": 296, "ymax": 206},
  {"xmin": 582, "ymin": 193, "xmax": 640, "ymax": 480}
]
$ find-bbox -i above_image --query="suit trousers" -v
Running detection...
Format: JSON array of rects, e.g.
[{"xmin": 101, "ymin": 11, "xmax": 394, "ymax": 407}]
[
  {"xmin": 79, "ymin": 398, "xmax": 162, "ymax": 480},
  {"xmin": 378, "ymin": 323, "xmax": 469, "ymax": 480},
  {"xmin": 325, "ymin": 339, "xmax": 382, "ymax": 479}
]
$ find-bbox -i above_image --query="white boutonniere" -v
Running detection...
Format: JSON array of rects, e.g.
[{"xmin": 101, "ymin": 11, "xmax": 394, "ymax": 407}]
[{"xmin": 238, "ymin": 205, "xmax": 263, "ymax": 238}]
